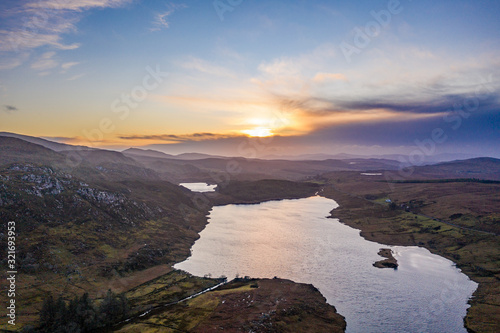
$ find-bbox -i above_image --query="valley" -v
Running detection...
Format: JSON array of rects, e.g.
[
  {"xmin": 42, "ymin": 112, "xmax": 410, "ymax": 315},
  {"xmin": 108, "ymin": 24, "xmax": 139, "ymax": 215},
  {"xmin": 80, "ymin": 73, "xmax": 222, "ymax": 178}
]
[{"xmin": 0, "ymin": 134, "xmax": 498, "ymax": 332}]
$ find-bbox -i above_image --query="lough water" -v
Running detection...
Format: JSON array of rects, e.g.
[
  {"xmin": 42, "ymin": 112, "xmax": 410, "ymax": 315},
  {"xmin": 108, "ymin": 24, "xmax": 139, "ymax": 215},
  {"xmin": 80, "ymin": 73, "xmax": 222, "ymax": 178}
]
[
  {"xmin": 179, "ymin": 182, "xmax": 216, "ymax": 192},
  {"xmin": 175, "ymin": 196, "xmax": 477, "ymax": 333}
]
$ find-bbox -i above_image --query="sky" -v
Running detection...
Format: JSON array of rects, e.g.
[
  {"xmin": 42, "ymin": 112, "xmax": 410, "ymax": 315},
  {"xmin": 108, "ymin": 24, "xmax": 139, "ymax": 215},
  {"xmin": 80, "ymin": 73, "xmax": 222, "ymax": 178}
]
[{"xmin": 0, "ymin": 0, "xmax": 499, "ymax": 158}]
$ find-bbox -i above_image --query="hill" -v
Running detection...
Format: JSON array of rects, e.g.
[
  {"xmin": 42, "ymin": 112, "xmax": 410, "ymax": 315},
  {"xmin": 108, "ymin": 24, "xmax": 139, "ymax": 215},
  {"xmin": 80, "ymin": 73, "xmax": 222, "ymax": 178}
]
[
  {"xmin": 0, "ymin": 132, "xmax": 95, "ymax": 152},
  {"xmin": 0, "ymin": 137, "xmax": 213, "ymax": 328},
  {"xmin": 123, "ymin": 148, "xmax": 227, "ymax": 160},
  {"xmin": 407, "ymin": 157, "xmax": 500, "ymax": 181},
  {"xmin": 0, "ymin": 134, "xmax": 348, "ymax": 331},
  {"xmin": 0, "ymin": 134, "xmax": 404, "ymax": 183},
  {"xmin": 0, "ymin": 136, "xmax": 66, "ymax": 165},
  {"xmin": 122, "ymin": 147, "xmax": 175, "ymax": 159}
]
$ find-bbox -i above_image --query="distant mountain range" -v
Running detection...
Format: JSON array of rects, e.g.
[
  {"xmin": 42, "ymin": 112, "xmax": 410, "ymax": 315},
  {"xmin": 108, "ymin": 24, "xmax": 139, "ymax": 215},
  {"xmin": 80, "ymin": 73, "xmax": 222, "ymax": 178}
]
[
  {"xmin": 122, "ymin": 148, "xmax": 229, "ymax": 160},
  {"xmin": 0, "ymin": 132, "xmax": 485, "ymax": 163},
  {"xmin": 262, "ymin": 152, "xmax": 481, "ymax": 163},
  {"xmin": 407, "ymin": 157, "xmax": 500, "ymax": 180},
  {"xmin": 1, "ymin": 132, "xmax": 499, "ymax": 182}
]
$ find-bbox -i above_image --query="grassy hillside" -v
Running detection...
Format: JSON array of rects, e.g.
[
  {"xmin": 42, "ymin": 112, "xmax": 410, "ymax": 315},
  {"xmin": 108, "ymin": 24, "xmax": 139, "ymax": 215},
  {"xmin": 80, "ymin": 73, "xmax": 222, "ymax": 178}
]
[
  {"xmin": 394, "ymin": 157, "xmax": 500, "ymax": 181},
  {"xmin": 213, "ymin": 179, "xmax": 321, "ymax": 204},
  {"xmin": 0, "ymin": 141, "xmax": 211, "ymax": 329},
  {"xmin": 115, "ymin": 276, "xmax": 346, "ymax": 333},
  {"xmin": 0, "ymin": 137, "xmax": 344, "ymax": 331}
]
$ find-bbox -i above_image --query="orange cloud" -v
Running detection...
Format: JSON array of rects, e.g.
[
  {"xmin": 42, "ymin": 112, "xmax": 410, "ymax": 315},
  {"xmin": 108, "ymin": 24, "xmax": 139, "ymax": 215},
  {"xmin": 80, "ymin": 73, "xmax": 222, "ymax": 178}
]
[
  {"xmin": 119, "ymin": 132, "xmax": 243, "ymax": 142},
  {"xmin": 312, "ymin": 72, "xmax": 347, "ymax": 82}
]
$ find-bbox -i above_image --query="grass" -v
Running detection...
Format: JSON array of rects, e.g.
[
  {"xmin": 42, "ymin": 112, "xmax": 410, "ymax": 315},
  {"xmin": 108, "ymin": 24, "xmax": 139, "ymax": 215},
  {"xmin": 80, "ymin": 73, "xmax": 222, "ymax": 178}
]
[
  {"xmin": 124, "ymin": 270, "xmax": 223, "ymax": 314},
  {"xmin": 116, "ymin": 278, "xmax": 346, "ymax": 333},
  {"xmin": 214, "ymin": 179, "xmax": 320, "ymax": 204}
]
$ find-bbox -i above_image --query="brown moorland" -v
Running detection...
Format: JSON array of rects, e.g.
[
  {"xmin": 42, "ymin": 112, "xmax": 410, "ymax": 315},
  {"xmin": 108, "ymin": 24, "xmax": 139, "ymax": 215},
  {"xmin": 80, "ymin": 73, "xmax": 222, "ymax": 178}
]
[{"xmin": 114, "ymin": 277, "xmax": 346, "ymax": 333}]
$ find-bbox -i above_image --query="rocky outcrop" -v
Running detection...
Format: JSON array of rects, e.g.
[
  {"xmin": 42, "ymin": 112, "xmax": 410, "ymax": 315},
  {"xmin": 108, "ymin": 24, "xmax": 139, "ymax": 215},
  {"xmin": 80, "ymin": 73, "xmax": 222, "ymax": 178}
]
[{"xmin": 373, "ymin": 248, "xmax": 398, "ymax": 269}]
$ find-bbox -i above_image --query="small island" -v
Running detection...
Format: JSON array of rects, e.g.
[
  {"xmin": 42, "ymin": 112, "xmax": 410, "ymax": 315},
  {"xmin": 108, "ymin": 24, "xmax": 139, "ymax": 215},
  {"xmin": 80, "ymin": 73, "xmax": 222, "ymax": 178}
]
[{"xmin": 373, "ymin": 248, "xmax": 399, "ymax": 269}]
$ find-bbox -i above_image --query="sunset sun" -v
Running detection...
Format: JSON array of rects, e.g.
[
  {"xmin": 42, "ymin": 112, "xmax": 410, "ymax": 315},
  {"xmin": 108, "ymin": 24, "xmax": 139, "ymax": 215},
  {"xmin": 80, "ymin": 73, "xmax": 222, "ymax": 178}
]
[{"xmin": 241, "ymin": 127, "xmax": 274, "ymax": 137}]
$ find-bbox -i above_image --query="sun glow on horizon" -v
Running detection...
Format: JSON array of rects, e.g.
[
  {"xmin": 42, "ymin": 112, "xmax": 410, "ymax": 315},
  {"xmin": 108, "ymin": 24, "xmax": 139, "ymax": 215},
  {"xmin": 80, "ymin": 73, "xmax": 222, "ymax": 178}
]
[{"xmin": 241, "ymin": 127, "xmax": 274, "ymax": 137}]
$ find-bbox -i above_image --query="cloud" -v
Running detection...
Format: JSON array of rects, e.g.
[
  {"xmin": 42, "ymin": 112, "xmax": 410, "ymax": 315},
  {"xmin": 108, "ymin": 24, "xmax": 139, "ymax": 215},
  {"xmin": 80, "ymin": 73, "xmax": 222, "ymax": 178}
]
[
  {"xmin": 119, "ymin": 132, "xmax": 243, "ymax": 143},
  {"xmin": 31, "ymin": 51, "xmax": 58, "ymax": 70},
  {"xmin": 3, "ymin": 105, "xmax": 18, "ymax": 113},
  {"xmin": 25, "ymin": 0, "xmax": 133, "ymax": 11},
  {"xmin": 257, "ymin": 43, "xmax": 337, "ymax": 78},
  {"xmin": 179, "ymin": 56, "xmax": 235, "ymax": 77},
  {"xmin": 312, "ymin": 72, "xmax": 347, "ymax": 82},
  {"xmin": 215, "ymin": 46, "xmax": 245, "ymax": 61},
  {"xmin": 0, "ymin": 13, "xmax": 80, "ymax": 53},
  {"xmin": 273, "ymin": 90, "xmax": 500, "ymax": 121},
  {"xmin": 41, "ymin": 136, "xmax": 79, "ymax": 143},
  {"xmin": 151, "ymin": 3, "xmax": 187, "ymax": 32},
  {"xmin": 258, "ymin": 58, "xmax": 302, "ymax": 77},
  {"xmin": 251, "ymin": 42, "xmax": 500, "ymax": 130},
  {"xmin": 67, "ymin": 73, "xmax": 86, "ymax": 81},
  {"xmin": 252, "ymin": 43, "xmax": 338, "ymax": 96},
  {"xmin": 331, "ymin": 94, "xmax": 500, "ymax": 115},
  {"xmin": 0, "ymin": 54, "xmax": 28, "ymax": 70},
  {"xmin": 61, "ymin": 61, "xmax": 80, "ymax": 72},
  {"xmin": 0, "ymin": 0, "xmax": 132, "ymax": 70}
]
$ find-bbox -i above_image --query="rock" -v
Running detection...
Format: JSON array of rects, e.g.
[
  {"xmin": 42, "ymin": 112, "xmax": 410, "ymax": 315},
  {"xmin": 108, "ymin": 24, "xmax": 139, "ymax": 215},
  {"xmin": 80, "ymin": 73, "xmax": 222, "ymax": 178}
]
[{"xmin": 373, "ymin": 248, "xmax": 398, "ymax": 269}]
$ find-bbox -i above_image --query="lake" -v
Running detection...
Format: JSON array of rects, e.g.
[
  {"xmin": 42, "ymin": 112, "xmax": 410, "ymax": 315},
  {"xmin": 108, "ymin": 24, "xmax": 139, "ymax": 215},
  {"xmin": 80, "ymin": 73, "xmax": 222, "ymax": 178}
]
[
  {"xmin": 174, "ymin": 196, "xmax": 477, "ymax": 333},
  {"xmin": 179, "ymin": 182, "xmax": 216, "ymax": 192}
]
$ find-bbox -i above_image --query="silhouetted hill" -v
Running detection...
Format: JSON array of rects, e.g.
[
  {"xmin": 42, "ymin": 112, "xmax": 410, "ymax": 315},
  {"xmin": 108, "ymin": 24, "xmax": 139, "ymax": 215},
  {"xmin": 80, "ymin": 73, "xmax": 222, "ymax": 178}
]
[
  {"xmin": 123, "ymin": 148, "xmax": 175, "ymax": 159},
  {"xmin": 0, "ymin": 131, "xmax": 94, "ymax": 152},
  {"xmin": 123, "ymin": 148, "xmax": 227, "ymax": 160},
  {"xmin": 0, "ymin": 136, "xmax": 66, "ymax": 165},
  {"xmin": 262, "ymin": 152, "xmax": 480, "ymax": 163},
  {"xmin": 410, "ymin": 157, "xmax": 500, "ymax": 180},
  {"xmin": 2, "ymin": 133, "xmax": 496, "ymax": 182},
  {"xmin": 174, "ymin": 152, "xmax": 229, "ymax": 160}
]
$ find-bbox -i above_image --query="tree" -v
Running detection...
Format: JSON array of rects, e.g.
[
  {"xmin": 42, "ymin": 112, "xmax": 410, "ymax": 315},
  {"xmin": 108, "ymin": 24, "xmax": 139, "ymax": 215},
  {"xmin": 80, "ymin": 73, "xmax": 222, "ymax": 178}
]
[
  {"xmin": 37, "ymin": 291, "xmax": 128, "ymax": 332},
  {"xmin": 75, "ymin": 293, "xmax": 98, "ymax": 331},
  {"xmin": 53, "ymin": 297, "xmax": 68, "ymax": 327},
  {"xmin": 98, "ymin": 289, "xmax": 129, "ymax": 327},
  {"xmin": 39, "ymin": 295, "xmax": 56, "ymax": 330}
]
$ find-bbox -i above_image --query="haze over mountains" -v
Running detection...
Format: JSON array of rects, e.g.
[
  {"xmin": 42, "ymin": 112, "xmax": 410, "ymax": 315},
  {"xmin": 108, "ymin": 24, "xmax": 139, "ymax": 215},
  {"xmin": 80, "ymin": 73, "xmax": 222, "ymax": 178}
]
[
  {"xmin": 261, "ymin": 152, "xmax": 482, "ymax": 163},
  {"xmin": 0, "ymin": 131, "xmax": 489, "ymax": 163},
  {"xmin": 1, "ymin": 132, "xmax": 499, "ymax": 183}
]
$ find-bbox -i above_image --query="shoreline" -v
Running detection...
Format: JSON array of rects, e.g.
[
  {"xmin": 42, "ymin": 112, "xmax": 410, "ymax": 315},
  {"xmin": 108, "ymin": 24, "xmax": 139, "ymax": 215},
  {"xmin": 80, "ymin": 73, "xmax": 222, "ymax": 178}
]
[
  {"xmin": 184, "ymin": 192, "xmax": 475, "ymax": 332},
  {"xmin": 320, "ymin": 185, "xmax": 499, "ymax": 333}
]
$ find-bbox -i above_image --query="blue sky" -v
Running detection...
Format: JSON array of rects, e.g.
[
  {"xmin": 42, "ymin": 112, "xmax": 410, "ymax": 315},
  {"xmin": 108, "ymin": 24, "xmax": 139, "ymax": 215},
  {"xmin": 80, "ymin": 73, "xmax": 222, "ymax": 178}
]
[{"xmin": 0, "ymin": 0, "xmax": 499, "ymax": 157}]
